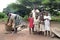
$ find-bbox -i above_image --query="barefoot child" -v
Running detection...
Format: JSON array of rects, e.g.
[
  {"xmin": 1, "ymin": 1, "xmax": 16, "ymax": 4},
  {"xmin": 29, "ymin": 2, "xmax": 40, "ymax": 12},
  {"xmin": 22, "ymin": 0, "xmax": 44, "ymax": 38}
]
[
  {"xmin": 44, "ymin": 13, "xmax": 51, "ymax": 36},
  {"xmin": 28, "ymin": 14, "xmax": 34, "ymax": 34},
  {"xmin": 34, "ymin": 16, "xmax": 40, "ymax": 32}
]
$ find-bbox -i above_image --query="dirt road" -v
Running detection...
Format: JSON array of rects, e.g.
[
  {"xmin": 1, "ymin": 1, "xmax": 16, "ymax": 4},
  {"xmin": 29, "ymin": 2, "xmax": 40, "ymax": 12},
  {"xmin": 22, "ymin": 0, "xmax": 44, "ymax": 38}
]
[{"xmin": 0, "ymin": 22, "xmax": 60, "ymax": 40}]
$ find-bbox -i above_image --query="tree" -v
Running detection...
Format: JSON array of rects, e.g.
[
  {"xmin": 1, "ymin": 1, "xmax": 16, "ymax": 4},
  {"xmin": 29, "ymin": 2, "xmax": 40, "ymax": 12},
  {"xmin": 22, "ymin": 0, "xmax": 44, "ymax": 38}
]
[
  {"xmin": 0, "ymin": 12, "xmax": 7, "ymax": 18},
  {"xmin": 3, "ymin": 3, "xmax": 31, "ymax": 17},
  {"xmin": 17, "ymin": 0, "xmax": 42, "ymax": 9},
  {"xmin": 41, "ymin": 0, "xmax": 60, "ymax": 16},
  {"xmin": 3, "ymin": 0, "xmax": 60, "ymax": 16}
]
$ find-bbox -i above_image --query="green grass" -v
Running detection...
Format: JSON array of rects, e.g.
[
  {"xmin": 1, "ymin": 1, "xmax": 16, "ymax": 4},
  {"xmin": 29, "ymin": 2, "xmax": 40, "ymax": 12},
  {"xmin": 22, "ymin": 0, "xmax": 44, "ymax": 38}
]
[{"xmin": 51, "ymin": 16, "xmax": 60, "ymax": 22}]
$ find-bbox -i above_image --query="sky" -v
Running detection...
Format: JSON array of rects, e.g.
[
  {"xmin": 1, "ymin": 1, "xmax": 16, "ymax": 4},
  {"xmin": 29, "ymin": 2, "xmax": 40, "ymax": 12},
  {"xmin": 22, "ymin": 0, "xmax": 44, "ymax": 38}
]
[{"xmin": 0, "ymin": 0, "xmax": 16, "ymax": 12}]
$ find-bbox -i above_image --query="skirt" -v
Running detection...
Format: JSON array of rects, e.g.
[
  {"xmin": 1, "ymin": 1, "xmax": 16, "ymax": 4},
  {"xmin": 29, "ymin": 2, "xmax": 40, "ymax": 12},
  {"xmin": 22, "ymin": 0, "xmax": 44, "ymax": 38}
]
[
  {"xmin": 44, "ymin": 20, "xmax": 50, "ymax": 31},
  {"xmin": 40, "ymin": 24, "xmax": 45, "ymax": 31},
  {"xmin": 34, "ymin": 24, "xmax": 40, "ymax": 32}
]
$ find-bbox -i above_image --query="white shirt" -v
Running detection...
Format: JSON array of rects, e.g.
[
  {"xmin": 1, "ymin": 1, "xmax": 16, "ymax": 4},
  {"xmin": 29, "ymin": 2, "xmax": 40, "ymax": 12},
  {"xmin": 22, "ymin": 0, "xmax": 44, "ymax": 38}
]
[
  {"xmin": 44, "ymin": 16, "xmax": 51, "ymax": 20},
  {"xmin": 10, "ymin": 13, "xmax": 17, "ymax": 19},
  {"xmin": 44, "ymin": 15, "xmax": 51, "ymax": 23},
  {"xmin": 32, "ymin": 9, "xmax": 35, "ymax": 19},
  {"xmin": 32, "ymin": 9, "xmax": 40, "ymax": 21},
  {"xmin": 36, "ymin": 9, "xmax": 40, "ymax": 13}
]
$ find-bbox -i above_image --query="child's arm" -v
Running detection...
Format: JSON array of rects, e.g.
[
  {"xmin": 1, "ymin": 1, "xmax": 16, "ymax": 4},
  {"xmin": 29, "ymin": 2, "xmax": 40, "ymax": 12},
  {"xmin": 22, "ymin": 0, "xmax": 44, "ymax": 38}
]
[
  {"xmin": 6, "ymin": 18, "xmax": 9, "ymax": 25},
  {"xmin": 48, "ymin": 16, "xmax": 51, "ymax": 20}
]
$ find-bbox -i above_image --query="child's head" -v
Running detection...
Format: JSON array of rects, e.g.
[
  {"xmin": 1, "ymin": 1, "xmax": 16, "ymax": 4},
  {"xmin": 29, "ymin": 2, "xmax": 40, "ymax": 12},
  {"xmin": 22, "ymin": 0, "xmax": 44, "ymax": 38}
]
[
  {"xmin": 36, "ymin": 16, "xmax": 38, "ymax": 19},
  {"xmin": 45, "ymin": 12, "xmax": 48, "ymax": 16},
  {"xmin": 29, "ymin": 13, "xmax": 32, "ymax": 17}
]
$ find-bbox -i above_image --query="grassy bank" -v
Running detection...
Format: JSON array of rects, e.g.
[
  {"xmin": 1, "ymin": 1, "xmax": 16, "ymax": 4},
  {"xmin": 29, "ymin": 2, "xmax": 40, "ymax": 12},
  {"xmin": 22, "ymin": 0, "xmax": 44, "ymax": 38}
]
[{"xmin": 51, "ymin": 16, "xmax": 60, "ymax": 22}]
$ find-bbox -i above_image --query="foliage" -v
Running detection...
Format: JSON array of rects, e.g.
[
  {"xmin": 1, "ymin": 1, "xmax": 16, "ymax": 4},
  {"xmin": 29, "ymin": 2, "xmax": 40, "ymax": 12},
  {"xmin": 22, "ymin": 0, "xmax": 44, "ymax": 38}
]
[
  {"xmin": 14, "ymin": 7, "xmax": 31, "ymax": 17},
  {"xmin": 3, "ymin": 0, "xmax": 60, "ymax": 18},
  {"xmin": 17, "ymin": 0, "xmax": 41, "ymax": 8},
  {"xmin": 23, "ymin": 15, "xmax": 28, "ymax": 21},
  {"xmin": 3, "ymin": 3, "xmax": 31, "ymax": 17},
  {"xmin": 55, "ymin": 0, "xmax": 60, "ymax": 3},
  {"xmin": 42, "ymin": 0, "xmax": 50, "ymax": 4},
  {"xmin": 3, "ymin": 3, "xmax": 21, "ymax": 13},
  {"xmin": 51, "ymin": 16, "xmax": 60, "ymax": 22},
  {"xmin": 0, "ymin": 12, "xmax": 7, "ymax": 19}
]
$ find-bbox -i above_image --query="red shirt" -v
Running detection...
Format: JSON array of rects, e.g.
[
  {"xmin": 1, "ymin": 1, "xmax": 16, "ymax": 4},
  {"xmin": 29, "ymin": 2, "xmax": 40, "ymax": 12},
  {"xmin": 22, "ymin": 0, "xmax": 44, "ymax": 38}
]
[{"xmin": 28, "ymin": 17, "xmax": 34, "ymax": 28}]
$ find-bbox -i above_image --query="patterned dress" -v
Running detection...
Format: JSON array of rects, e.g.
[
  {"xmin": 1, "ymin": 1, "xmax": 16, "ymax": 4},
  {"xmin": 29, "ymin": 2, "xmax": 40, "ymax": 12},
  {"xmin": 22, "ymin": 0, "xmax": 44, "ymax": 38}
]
[{"xmin": 34, "ymin": 18, "xmax": 40, "ymax": 32}]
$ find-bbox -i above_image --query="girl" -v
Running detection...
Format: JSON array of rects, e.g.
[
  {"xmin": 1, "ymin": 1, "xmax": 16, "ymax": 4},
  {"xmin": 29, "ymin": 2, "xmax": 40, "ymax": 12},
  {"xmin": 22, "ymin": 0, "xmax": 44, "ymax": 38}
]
[
  {"xmin": 44, "ymin": 13, "xmax": 51, "ymax": 36},
  {"xmin": 34, "ymin": 16, "xmax": 40, "ymax": 32},
  {"xmin": 28, "ymin": 14, "xmax": 34, "ymax": 34}
]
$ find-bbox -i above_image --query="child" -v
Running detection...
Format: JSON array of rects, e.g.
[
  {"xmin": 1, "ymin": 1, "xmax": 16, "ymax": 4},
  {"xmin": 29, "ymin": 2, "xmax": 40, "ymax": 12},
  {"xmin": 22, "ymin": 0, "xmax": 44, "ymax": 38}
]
[
  {"xmin": 28, "ymin": 14, "xmax": 34, "ymax": 34},
  {"xmin": 34, "ymin": 16, "xmax": 40, "ymax": 32},
  {"xmin": 44, "ymin": 13, "xmax": 51, "ymax": 36}
]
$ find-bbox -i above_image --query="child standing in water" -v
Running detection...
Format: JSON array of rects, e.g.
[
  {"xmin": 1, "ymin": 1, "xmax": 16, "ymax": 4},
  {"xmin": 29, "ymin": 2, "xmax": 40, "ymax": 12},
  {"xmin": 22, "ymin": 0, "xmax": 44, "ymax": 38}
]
[
  {"xmin": 28, "ymin": 14, "xmax": 34, "ymax": 34},
  {"xmin": 44, "ymin": 13, "xmax": 51, "ymax": 36}
]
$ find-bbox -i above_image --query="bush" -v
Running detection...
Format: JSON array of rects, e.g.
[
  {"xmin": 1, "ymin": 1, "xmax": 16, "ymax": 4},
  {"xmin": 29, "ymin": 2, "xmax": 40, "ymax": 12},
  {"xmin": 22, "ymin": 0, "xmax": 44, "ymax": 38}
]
[
  {"xmin": 51, "ymin": 16, "xmax": 60, "ymax": 22},
  {"xmin": 23, "ymin": 15, "xmax": 28, "ymax": 21},
  {"xmin": 0, "ymin": 12, "xmax": 7, "ymax": 19}
]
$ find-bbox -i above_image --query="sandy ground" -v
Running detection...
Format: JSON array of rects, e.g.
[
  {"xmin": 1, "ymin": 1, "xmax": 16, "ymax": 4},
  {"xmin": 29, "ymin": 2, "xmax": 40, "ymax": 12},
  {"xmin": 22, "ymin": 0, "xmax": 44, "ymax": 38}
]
[{"xmin": 0, "ymin": 22, "xmax": 60, "ymax": 40}]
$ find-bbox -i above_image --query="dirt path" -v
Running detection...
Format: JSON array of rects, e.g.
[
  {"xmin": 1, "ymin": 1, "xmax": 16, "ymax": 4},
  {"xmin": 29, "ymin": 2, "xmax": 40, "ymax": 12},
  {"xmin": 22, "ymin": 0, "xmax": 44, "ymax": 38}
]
[{"xmin": 0, "ymin": 22, "xmax": 60, "ymax": 40}]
